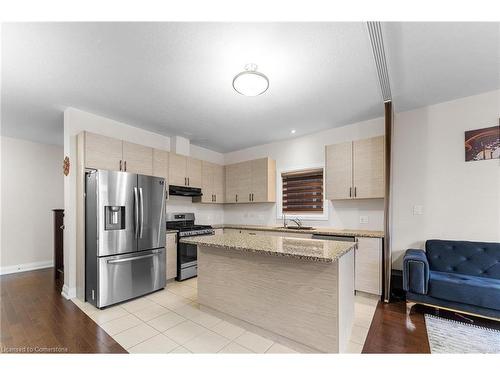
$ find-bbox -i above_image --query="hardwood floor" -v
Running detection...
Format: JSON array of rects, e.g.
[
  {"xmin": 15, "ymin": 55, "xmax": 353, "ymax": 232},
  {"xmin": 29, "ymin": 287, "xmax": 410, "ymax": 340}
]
[
  {"xmin": 363, "ymin": 299, "xmax": 500, "ymax": 353},
  {"xmin": 0, "ymin": 268, "xmax": 126, "ymax": 353},
  {"xmin": 363, "ymin": 301, "xmax": 430, "ymax": 353}
]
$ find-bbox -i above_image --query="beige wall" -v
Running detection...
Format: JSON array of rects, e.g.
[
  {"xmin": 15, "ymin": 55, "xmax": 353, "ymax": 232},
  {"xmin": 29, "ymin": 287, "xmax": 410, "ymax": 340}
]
[
  {"xmin": 0, "ymin": 136, "xmax": 64, "ymax": 274},
  {"xmin": 391, "ymin": 90, "xmax": 500, "ymax": 269}
]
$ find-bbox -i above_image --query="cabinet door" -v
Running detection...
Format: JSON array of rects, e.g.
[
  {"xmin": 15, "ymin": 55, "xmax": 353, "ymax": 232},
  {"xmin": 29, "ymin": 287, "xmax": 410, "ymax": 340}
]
[
  {"xmin": 251, "ymin": 158, "xmax": 275, "ymax": 202},
  {"xmin": 166, "ymin": 233, "xmax": 177, "ymax": 280},
  {"xmin": 225, "ymin": 164, "xmax": 238, "ymax": 203},
  {"xmin": 353, "ymin": 136, "xmax": 384, "ymax": 199},
  {"xmin": 152, "ymin": 149, "xmax": 169, "ymax": 179},
  {"xmin": 85, "ymin": 132, "xmax": 123, "ymax": 171},
  {"xmin": 213, "ymin": 164, "xmax": 225, "ymax": 203},
  {"xmin": 186, "ymin": 157, "xmax": 202, "ymax": 188},
  {"xmin": 325, "ymin": 142, "xmax": 353, "ymax": 200},
  {"xmin": 122, "ymin": 141, "xmax": 153, "ymax": 175},
  {"xmin": 201, "ymin": 161, "xmax": 214, "ymax": 203},
  {"xmin": 355, "ymin": 237, "xmax": 382, "ymax": 295},
  {"xmin": 169, "ymin": 153, "xmax": 187, "ymax": 186},
  {"xmin": 235, "ymin": 161, "xmax": 251, "ymax": 203}
]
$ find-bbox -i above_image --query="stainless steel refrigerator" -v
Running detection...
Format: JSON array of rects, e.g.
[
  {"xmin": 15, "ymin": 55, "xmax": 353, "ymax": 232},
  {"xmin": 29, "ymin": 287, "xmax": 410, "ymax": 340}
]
[{"xmin": 85, "ymin": 169, "xmax": 167, "ymax": 308}]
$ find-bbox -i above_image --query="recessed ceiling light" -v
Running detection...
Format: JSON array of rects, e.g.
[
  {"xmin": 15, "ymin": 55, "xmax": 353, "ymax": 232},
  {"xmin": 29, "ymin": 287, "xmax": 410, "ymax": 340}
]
[
  {"xmin": 291, "ymin": 129, "xmax": 296, "ymax": 134},
  {"xmin": 233, "ymin": 63, "xmax": 269, "ymax": 97}
]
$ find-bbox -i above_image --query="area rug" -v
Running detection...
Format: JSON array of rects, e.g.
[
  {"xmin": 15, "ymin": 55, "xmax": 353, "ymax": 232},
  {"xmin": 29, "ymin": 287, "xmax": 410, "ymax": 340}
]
[{"xmin": 425, "ymin": 314, "xmax": 500, "ymax": 353}]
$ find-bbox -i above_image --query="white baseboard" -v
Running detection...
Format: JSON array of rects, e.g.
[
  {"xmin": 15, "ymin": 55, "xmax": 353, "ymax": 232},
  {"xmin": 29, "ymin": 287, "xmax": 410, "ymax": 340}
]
[
  {"xmin": 61, "ymin": 284, "xmax": 76, "ymax": 299},
  {"xmin": 0, "ymin": 260, "xmax": 54, "ymax": 276}
]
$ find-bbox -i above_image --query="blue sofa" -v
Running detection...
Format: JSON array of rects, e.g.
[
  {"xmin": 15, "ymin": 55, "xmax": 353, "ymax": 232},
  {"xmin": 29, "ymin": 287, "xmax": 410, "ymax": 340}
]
[{"xmin": 403, "ymin": 239, "xmax": 500, "ymax": 320}]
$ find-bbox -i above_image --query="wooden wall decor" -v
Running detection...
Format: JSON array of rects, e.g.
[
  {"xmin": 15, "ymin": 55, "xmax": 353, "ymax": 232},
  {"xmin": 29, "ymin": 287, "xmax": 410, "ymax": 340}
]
[{"xmin": 63, "ymin": 156, "xmax": 70, "ymax": 176}]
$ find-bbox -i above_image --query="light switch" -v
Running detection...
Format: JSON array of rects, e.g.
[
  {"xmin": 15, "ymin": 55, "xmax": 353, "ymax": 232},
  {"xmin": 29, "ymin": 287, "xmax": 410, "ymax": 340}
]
[
  {"xmin": 413, "ymin": 205, "xmax": 424, "ymax": 215},
  {"xmin": 359, "ymin": 215, "xmax": 369, "ymax": 224}
]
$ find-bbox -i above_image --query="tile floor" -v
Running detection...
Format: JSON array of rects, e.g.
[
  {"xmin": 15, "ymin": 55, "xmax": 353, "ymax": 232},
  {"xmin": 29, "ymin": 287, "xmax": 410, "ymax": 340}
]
[{"xmin": 72, "ymin": 277, "xmax": 378, "ymax": 354}]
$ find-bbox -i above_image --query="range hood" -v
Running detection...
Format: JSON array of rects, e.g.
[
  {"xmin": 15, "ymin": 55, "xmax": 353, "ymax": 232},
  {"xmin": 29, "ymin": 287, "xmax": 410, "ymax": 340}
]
[{"xmin": 169, "ymin": 185, "xmax": 203, "ymax": 197}]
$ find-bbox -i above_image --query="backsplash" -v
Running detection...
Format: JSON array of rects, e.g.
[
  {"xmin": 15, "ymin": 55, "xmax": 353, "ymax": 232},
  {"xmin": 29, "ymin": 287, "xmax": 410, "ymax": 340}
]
[
  {"xmin": 223, "ymin": 199, "xmax": 384, "ymax": 230},
  {"xmin": 165, "ymin": 195, "xmax": 224, "ymax": 225}
]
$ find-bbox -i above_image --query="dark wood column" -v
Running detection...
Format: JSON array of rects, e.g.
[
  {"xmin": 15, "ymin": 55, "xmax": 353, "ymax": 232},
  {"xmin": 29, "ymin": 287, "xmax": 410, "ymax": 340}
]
[{"xmin": 383, "ymin": 101, "xmax": 393, "ymax": 302}]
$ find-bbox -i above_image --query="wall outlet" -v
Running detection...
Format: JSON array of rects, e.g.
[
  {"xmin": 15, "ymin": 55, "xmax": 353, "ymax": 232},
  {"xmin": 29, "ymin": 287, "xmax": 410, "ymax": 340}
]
[
  {"xmin": 359, "ymin": 215, "xmax": 369, "ymax": 224},
  {"xmin": 413, "ymin": 205, "xmax": 424, "ymax": 215}
]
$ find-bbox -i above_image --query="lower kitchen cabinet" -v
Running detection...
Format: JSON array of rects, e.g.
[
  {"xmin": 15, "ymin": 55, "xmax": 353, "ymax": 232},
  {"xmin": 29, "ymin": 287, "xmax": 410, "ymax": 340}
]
[
  {"xmin": 166, "ymin": 233, "xmax": 178, "ymax": 280},
  {"xmin": 355, "ymin": 237, "xmax": 382, "ymax": 295}
]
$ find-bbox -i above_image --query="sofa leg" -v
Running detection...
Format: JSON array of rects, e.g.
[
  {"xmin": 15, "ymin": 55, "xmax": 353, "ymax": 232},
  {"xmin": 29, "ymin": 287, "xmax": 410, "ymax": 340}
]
[{"xmin": 405, "ymin": 301, "xmax": 417, "ymax": 331}]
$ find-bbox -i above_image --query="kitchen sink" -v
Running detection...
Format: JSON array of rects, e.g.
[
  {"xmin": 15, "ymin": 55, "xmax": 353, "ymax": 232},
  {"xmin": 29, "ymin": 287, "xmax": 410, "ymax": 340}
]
[{"xmin": 275, "ymin": 226, "xmax": 315, "ymax": 230}]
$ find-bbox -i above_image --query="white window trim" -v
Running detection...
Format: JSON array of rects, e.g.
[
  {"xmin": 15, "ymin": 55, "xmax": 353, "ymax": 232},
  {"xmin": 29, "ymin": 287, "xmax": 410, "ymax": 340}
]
[{"xmin": 276, "ymin": 163, "xmax": 329, "ymax": 221}]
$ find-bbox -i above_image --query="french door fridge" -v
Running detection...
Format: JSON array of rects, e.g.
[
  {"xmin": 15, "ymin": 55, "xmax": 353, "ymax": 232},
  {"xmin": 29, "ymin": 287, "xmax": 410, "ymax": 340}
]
[{"xmin": 85, "ymin": 169, "xmax": 167, "ymax": 308}]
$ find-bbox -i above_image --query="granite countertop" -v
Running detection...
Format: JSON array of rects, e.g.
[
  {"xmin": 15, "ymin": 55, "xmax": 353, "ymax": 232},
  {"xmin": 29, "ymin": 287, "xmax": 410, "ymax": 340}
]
[
  {"xmin": 211, "ymin": 224, "xmax": 384, "ymax": 238},
  {"xmin": 180, "ymin": 232, "xmax": 356, "ymax": 263}
]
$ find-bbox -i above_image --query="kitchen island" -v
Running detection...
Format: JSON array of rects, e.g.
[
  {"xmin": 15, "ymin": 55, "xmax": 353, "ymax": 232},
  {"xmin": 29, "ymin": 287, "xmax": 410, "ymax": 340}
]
[{"xmin": 181, "ymin": 233, "xmax": 357, "ymax": 353}]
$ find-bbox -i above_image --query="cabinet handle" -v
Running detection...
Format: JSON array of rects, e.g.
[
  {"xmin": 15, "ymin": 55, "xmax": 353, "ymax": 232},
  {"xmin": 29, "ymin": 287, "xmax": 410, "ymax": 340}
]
[
  {"xmin": 124, "ymin": 161, "xmax": 127, "ymax": 172},
  {"xmin": 249, "ymin": 193, "xmax": 251, "ymax": 201},
  {"xmin": 354, "ymin": 186, "xmax": 357, "ymax": 197},
  {"xmin": 349, "ymin": 187, "xmax": 352, "ymax": 197},
  {"xmin": 252, "ymin": 193, "xmax": 254, "ymax": 201},
  {"xmin": 184, "ymin": 177, "xmax": 187, "ymax": 186},
  {"xmin": 187, "ymin": 177, "xmax": 190, "ymax": 186},
  {"xmin": 119, "ymin": 160, "xmax": 122, "ymax": 171},
  {"xmin": 236, "ymin": 194, "xmax": 238, "ymax": 202}
]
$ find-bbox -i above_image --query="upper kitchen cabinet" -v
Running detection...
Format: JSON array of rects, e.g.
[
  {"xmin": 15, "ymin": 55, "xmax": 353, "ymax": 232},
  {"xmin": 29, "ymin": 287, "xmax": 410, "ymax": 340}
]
[
  {"xmin": 353, "ymin": 136, "xmax": 385, "ymax": 199},
  {"xmin": 200, "ymin": 161, "xmax": 225, "ymax": 203},
  {"xmin": 325, "ymin": 135, "xmax": 385, "ymax": 200},
  {"xmin": 82, "ymin": 131, "xmax": 155, "ymax": 175},
  {"xmin": 325, "ymin": 141, "xmax": 353, "ymax": 200},
  {"xmin": 83, "ymin": 132, "xmax": 123, "ymax": 172},
  {"xmin": 168, "ymin": 153, "xmax": 202, "ymax": 188},
  {"xmin": 168, "ymin": 153, "xmax": 187, "ymax": 186},
  {"xmin": 250, "ymin": 158, "xmax": 276, "ymax": 202},
  {"xmin": 152, "ymin": 149, "xmax": 169, "ymax": 179},
  {"xmin": 225, "ymin": 161, "xmax": 251, "ymax": 203},
  {"xmin": 225, "ymin": 157, "xmax": 276, "ymax": 203},
  {"xmin": 122, "ymin": 141, "xmax": 153, "ymax": 175},
  {"xmin": 186, "ymin": 157, "xmax": 202, "ymax": 188}
]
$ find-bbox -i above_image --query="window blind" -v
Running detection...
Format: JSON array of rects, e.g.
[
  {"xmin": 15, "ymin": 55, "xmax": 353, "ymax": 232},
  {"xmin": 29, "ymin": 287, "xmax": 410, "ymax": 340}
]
[{"xmin": 282, "ymin": 168, "xmax": 323, "ymax": 212}]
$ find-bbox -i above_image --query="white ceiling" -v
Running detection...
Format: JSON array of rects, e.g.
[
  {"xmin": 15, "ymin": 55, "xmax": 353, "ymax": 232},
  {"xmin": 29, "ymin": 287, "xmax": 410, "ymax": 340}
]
[
  {"xmin": 382, "ymin": 22, "xmax": 500, "ymax": 112},
  {"xmin": 1, "ymin": 22, "xmax": 499, "ymax": 152}
]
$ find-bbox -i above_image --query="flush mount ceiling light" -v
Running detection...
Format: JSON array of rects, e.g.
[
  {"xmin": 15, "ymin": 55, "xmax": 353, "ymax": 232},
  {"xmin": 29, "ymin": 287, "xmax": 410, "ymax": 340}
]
[{"xmin": 232, "ymin": 63, "xmax": 269, "ymax": 96}]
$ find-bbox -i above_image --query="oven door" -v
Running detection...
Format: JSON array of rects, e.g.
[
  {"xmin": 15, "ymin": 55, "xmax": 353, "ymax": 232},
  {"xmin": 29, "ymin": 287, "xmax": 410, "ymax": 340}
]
[{"xmin": 178, "ymin": 241, "xmax": 198, "ymax": 269}]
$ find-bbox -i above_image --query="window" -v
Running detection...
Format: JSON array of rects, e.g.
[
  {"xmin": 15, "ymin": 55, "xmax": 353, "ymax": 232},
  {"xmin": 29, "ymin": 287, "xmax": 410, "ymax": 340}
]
[{"xmin": 281, "ymin": 168, "xmax": 324, "ymax": 213}]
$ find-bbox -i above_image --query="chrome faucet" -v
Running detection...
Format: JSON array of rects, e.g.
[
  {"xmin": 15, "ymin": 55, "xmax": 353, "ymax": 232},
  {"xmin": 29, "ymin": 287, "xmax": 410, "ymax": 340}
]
[
  {"xmin": 290, "ymin": 217, "xmax": 303, "ymax": 228},
  {"xmin": 282, "ymin": 213, "xmax": 288, "ymax": 228}
]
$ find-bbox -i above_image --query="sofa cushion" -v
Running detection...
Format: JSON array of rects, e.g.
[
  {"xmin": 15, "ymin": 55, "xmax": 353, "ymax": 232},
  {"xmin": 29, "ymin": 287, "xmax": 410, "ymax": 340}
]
[
  {"xmin": 429, "ymin": 271, "xmax": 500, "ymax": 310},
  {"xmin": 426, "ymin": 240, "xmax": 500, "ymax": 279}
]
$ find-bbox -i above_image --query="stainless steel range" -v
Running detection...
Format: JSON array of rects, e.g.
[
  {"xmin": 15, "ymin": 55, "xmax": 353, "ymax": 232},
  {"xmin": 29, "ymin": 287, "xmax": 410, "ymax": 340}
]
[{"xmin": 166, "ymin": 213, "xmax": 214, "ymax": 281}]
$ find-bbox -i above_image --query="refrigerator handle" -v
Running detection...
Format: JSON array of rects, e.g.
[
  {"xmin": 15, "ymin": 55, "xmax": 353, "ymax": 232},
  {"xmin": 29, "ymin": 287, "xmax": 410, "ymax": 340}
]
[
  {"xmin": 134, "ymin": 187, "xmax": 139, "ymax": 238},
  {"xmin": 139, "ymin": 187, "xmax": 144, "ymax": 238},
  {"xmin": 158, "ymin": 182, "xmax": 166, "ymax": 245}
]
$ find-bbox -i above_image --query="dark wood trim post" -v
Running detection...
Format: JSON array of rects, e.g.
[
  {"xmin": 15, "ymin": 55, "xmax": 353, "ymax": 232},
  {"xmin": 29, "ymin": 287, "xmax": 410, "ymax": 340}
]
[{"xmin": 383, "ymin": 101, "xmax": 393, "ymax": 302}]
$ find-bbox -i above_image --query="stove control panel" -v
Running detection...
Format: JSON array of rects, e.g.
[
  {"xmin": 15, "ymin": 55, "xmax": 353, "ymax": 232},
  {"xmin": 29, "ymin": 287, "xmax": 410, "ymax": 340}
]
[{"xmin": 178, "ymin": 229, "xmax": 215, "ymax": 238}]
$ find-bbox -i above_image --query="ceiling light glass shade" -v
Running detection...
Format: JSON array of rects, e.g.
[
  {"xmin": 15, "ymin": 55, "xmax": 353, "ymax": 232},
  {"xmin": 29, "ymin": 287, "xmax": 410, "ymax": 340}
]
[{"xmin": 233, "ymin": 64, "xmax": 269, "ymax": 96}]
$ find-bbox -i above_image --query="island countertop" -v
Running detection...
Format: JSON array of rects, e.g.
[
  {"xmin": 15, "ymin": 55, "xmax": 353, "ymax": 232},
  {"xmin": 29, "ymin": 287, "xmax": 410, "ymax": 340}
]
[{"xmin": 180, "ymin": 232, "xmax": 356, "ymax": 263}]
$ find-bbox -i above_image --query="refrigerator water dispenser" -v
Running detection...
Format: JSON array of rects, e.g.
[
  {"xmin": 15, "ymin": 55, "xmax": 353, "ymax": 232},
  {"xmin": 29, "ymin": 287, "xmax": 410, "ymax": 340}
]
[{"xmin": 104, "ymin": 206, "xmax": 125, "ymax": 230}]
